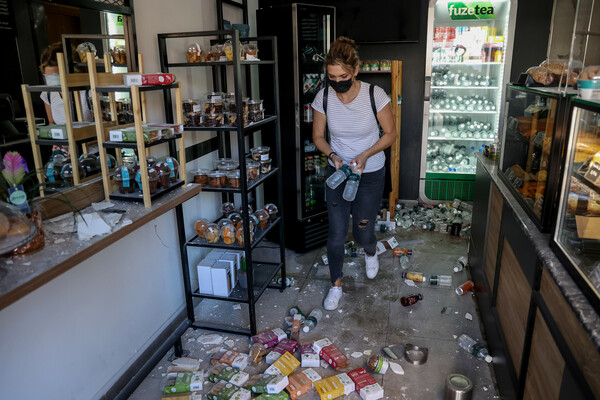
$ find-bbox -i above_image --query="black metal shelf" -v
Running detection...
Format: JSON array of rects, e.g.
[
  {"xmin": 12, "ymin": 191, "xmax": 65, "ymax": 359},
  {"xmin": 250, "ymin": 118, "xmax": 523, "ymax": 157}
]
[
  {"xmin": 199, "ymin": 168, "xmax": 279, "ymax": 193},
  {"xmin": 183, "ymin": 115, "xmax": 277, "ymax": 133},
  {"xmin": 191, "ymin": 261, "xmax": 283, "ymax": 303},
  {"xmin": 96, "ymin": 83, "xmax": 179, "ymax": 93},
  {"xmin": 27, "ymin": 85, "xmax": 89, "ymax": 93},
  {"xmin": 109, "ymin": 180, "xmax": 184, "ymax": 202},
  {"xmin": 190, "ymin": 321, "xmax": 251, "ymax": 336},
  {"xmin": 102, "ymin": 133, "xmax": 182, "ymax": 149},
  {"xmin": 186, "ymin": 217, "xmax": 281, "ymax": 250},
  {"xmin": 36, "ymin": 136, "xmax": 99, "ymax": 146}
]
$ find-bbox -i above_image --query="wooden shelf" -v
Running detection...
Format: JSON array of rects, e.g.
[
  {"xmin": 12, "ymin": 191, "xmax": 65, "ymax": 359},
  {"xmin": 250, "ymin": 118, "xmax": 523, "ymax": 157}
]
[
  {"xmin": 102, "ymin": 133, "xmax": 182, "ymax": 149},
  {"xmin": 109, "ymin": 180, "xmax": 185, "ymax": 203}
]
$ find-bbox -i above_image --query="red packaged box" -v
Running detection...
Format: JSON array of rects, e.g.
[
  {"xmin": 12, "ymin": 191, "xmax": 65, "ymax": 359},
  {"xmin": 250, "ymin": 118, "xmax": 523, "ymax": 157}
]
[
  {"xmin": 251, "ymin": 328, "xmax": 286, "ymax": 348},
  {"xmin": 320, "ymin": 344, "xmax": 349, "ymax": 370},
  {"xmin": 348, "ymin": 368, "xmax": 376, "ymax": 393},
  {"xmin": 123, "ymin": 73, "xmax": 175, "ymax": 86}
]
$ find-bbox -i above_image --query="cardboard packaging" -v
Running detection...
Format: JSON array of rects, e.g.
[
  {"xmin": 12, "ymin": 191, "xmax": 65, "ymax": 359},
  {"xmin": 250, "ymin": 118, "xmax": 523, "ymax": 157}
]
[
  {"xmin": 123, "ymin": 73, "xmax": 175, "ymax": 86},
  {"xmin": 163, "ymin": 371, "xmax": 204, "ymax": 394},
  {"xmin": 301, "ymin": 344, "xmax": 320, "ymax": 368},
  {"xmin": 266, "ymin": 339, "xmax": 299, "ymax": 364},
  {"xmin": 246, "ymin": 374, "xmax": 289, "ymax": 394},
  {"xmin": 219, "ymin": 350, "xmax": 249, "ymax": 370},
  {"xmin": 197, "ymin": 258, "xmax": 215, "ymax": 295},
  {"xmin": 265, "ymin": 352, "xmax": 300, "ymax": 376},
  {"xmin": 206, "ymin": 382, "xmax": 252, "ymax": 400},
  {"xmin": 251, "ymin": 328, "xmax": 287, "ymax": 348},
  {"xmin": 312, "ymin": 338, "xmax": 333, "ymax": 355},
  {"xmin": 218, "ymin": 253, "xmax": 239, "ymax": 289},
  {"xmin": 211, "ymin": 261, "xmax": 233, "ymax": 296},
  {"xmin": 313, "ymin": 340, "xmax": 349, "ymax": 370},
  {"xmin": 348, "ymin": 368, "xmax": 384, "ymax": 400},
  {"xmin": 208, "ymin": 363, "xmax": 249, "ymax": 386},
  {"xmin": 254, "ymin": 393, "xmax": 289, "ymax": 400},
  {"xmin": 286, "ymin": 368, "xmax": 322, "ymax": 399},
  {"xmin": 313, "ymin": 374, "xmax": 354, "ymax": 400},
  {"xmin": 146, "ymin": 123, "xmax": 184, "ymax": 135}
]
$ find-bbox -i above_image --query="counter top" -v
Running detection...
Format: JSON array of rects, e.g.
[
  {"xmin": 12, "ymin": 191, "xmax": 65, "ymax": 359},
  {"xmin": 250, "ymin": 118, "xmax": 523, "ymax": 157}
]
[
  {"xmin": 0, "ymin": 184, "xmax": 202, "ymax": 312},
  {"xmin": 476, "ymin": 153, "xmax": 600, "ymax": 349}
]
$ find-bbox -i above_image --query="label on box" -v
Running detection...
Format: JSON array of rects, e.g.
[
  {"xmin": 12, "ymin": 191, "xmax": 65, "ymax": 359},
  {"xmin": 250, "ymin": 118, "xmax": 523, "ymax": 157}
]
[
  {"xmin": 220, "ymin": 350, "xmax": 240, "ymax": 365},
  {"xmin": 247, "ymin": 375, "xmax": 273, "ymax": 393},
  {"xmin": 336, "ymin": 373, "xmax": 355, "ymax": 395},
  {"xmin": 109, "ymin": 130, "xmax": 123, "ymax": 142},
  {"xmin": 251, "ymin": 330, "xmax": 279, "ymax": 348},
  {"xmin": 286, "ymin": 371, "xmax": 314, "ymax": 399},
  {"xmin": 375, "ymin": 242, "xmax": 387, "ymax": 255},
  {"xmin": 50, "ymin": 128, "xmax": 64, "ymax": 139},
  {"xmin": 232, "ymin": 353, "xmax": 249, "ymax": 370},
  {"xmin": 360, "ymin": 383, "xmax": 384, "ymax": 400},
  {"xmin": 260, "ymin": 154, "xmax": 269, "ymax": 161},
  {"xmin": 266, "ymin": 375, "xmax": 289, "ymax": 394},
  {"xmin": 141, "ymin": 73, "xmax": 175, "ymax": 85},
  {"xmin": 314, "ymin": 376, "xmax": 346, "ymax": 400},
  {"xmin": 301, "ymin": 344, "xmax": 320, "ymax": 368},
  {"xmin": 190, "ymin": 370, "xmax": 204, "ymax": 391},
  {"xmin": 386, "ymin": 237, "xmax": 399, "ymax": 249},
  {"xmin": 193, "ymin": 104, "xmax": 202, "ymax": 112},
  {"xmin": 348, "ymin": 368, "xmax": 376, "ymax": 394},
  {"xmin": 268, "ymin": 352, "xmax": 299, "ymax": 376},
  {"xmin": 272, "ymin": 328, "xmax": 287, "ymax": 342},
  {"xmin": 584, "ymin": 161, "xmax": 600, "ymax": 185}
]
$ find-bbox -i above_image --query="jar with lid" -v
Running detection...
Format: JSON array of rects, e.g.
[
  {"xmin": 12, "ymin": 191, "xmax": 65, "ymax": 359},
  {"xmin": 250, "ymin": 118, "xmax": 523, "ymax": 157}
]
[
  {"xmin": 79, "ymin": 153, "xmax": 99, "ymax": 176},
  {"xmin": 221, "ymin": 222, "xmax": 237, "ymax": 245},
  {"xmin": 221, "ymin": 202, "xmax": 236, "ymax": 218},
  {"xmin": 246, "ymin": 160, "xmax": 260, "ymax": 180},
  {"xmin": 204, "ymin": 113, "xmax": 224, "ymax": 127},
  {"xmin": 185, "ymin": 112, "xmax": 202, "ymax": 127},
  {"xmin": 251, "ymin": 146, "xmax": 270, "ymax": 162},
  {"xmin": 76, "ymin": 42, "xmax": 97, "ymax": 63},
  {"xmin": 60, "ymin": 163, "xmax": 86, "ymax": 184},
  {"xmin": 156, "ymin": 161, "xmax": 172, "ymax": 189},
  {"xmin": 163, "ymin": 157, "xmax": 179, "ymax": 182},
  {"xmin": 236, "ymin": 214, "xmax": 258, "ymax": 234},
  {"xmin": 243, "ymin": 43, "xmax": 259, "ymax": 60},
  {"xmin": 211, "ymin": 44, "xmax": 226, "ymax": 61},
  {"xmin": 247, "ymin": 99, "xmax": 263, "ymax": 112},
  {"xmin": 223, "ymin": 40, "xmax": 234, "ymax": 61},
  {"xmin": 203, "ymin": 98, "xmax": 224, "ymax": 114},
  {"xmin": 195, "ymin": 218, "xmax": 209, "ymax": 238},
  {"xmin": 264, "ymin": 203, "xmax": 278, "ymax": 222},
  {"xmin": 114, "ymin": 165, "xmax": 136, "ymax": 193},
  {"xmin": 204, "ymin": 223, "xmax": 220, "ymax": 243},
  {"xmin": 228, "ymin": 213, "xmax": 243, "ymax": 227},
  {"xmin": 380, "ymin": 59, "xmax": 392, "ymax": 71},
  {"xmin": 217, "ymin": 159, "xmax": 239, "ymax": 172},
  {"xmin": 227, "ymin": 170, "xmax": 241, "ymax": 189},
  {"xmin": 135, "ymin": 168, "xmax": 159, "ymax": 194},
  {"xmin": 260, "ymin": 158, "xmax": 272, "ymax": 174},
  {"xmin": 183, "ymin": 99, "xmax": 201, "ymax": 113},
  {"xmin": 208, "ymin": 171, "xmax": 227, "ymax": 187},
  {"xmin": 236, "ymin": 227, "xmax": 253, "ymax": 246},
  {"xmin": 186, "ymin": 43, "xmax": 203, "ymax": 63},
  {"xmin": 111, "ymin": 46, "xmax": 127, "ymax": 64},
  {"xmin": 225, "ymin": 112, "xmax": 247, "ymax": 127},
  {"xmin": 191, "ymin": 168, "xmax": 209, "ymax": 186},
  {"xmin": 254, "ymin": 209, "xmax": 269, "ymax": 229},
  {"xmin": 248, "ymin": 109, "xmax": 264, "ymax": 122}
]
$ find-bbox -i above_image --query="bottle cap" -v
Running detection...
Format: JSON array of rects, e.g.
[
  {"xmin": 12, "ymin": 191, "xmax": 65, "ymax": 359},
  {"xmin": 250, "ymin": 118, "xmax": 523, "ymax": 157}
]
[
  {"xmin": 302, "ymin": 326, "xmax": 310, "ymax": 333},
  {"xmin": 485, "ymin": 355, "xmax": 492, "ymax": 363},
  {"xmin": 454, "ymin": 266, "xmax": 460, "ymax": 272}
]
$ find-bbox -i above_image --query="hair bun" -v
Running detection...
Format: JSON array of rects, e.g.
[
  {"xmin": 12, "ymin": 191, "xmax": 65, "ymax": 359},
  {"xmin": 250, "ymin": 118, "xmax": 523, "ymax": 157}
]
[{"xmin": 336, "ymin": 36, "xmax": 357, "ymax": 49}]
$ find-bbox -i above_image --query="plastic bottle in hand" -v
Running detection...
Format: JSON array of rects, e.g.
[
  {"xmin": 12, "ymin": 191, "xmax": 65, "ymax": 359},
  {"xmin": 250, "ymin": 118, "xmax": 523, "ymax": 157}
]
[
  {"xmin": 458, "ymin": 334, "xmax": 493, "ymax": 363},
  {"xmin": 326, "ymin": 164, "xmax": 352, "ymax": 189},
  {"xmin": 342, "ymin": 163, "xmax": 361, "ymax": 201},
  {"xmin": 302, "ymin": 309, "xmax": 323, "ymax": 332},
  {"xmin": 399, "ymin": 253, "xmax": 410, "ymax": 270},
  {"xmin": 454, "ymin": 256, "xmax": 468, "ymax": 272}
]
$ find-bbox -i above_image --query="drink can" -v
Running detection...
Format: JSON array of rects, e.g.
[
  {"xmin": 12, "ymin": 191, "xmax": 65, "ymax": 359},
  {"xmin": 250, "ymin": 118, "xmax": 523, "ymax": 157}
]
[{"xmin": 303, "ymin": 104, "xmax": 313, "ymax": 123}]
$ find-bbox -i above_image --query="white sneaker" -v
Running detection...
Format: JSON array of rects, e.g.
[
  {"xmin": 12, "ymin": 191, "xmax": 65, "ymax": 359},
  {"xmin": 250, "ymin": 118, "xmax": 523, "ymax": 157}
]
[
  {"xmin": 324, "ymin": 286, "xmax": 343, "ymax": 310},
  {"xmin": 365, "ymin": 253, "xmax": 379, "ymax": 279}
]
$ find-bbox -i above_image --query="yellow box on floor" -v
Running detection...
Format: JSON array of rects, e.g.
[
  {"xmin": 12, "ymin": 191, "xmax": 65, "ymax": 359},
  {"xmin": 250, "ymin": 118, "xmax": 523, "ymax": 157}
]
[
  {"xmin": 314, "ymin": 373, "xmax": 354, "ymax": 400},
  {"xmin": 265, "ymin": 352, "xmax": 300, "ymax": 376}
]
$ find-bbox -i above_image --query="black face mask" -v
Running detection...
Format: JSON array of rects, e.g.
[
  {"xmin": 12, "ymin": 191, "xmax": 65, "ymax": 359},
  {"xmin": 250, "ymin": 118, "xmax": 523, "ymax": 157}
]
[{"xmin": 327, "ymin": 77, "xmax": 353, "ymax": 93}]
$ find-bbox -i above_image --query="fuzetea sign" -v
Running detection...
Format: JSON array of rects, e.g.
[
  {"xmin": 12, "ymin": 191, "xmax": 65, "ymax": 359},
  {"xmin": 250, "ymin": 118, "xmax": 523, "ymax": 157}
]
[{"xmin": 448, "ymin": 2, "xmax": 495, "ymax": 20}]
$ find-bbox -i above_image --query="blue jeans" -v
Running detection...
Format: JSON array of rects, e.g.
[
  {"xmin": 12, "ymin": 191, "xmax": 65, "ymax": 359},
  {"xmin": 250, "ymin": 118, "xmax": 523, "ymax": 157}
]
[{"xmin": 326, "ymin": 166, "xmax": 385, "ymax": 285}]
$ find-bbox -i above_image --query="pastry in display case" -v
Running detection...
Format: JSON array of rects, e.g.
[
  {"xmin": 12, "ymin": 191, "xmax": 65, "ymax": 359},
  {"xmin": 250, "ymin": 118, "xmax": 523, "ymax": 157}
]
[
  {"xmin": 498, "ymin": 84, "xmax": 571, "ymax": 231},
  {"xmin": 553, "ymin": 98, "xmax": 600, "ymax": 310}
]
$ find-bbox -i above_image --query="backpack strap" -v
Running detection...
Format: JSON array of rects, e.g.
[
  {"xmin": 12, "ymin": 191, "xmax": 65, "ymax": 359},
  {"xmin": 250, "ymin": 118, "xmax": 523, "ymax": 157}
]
[{"xmin": 323, "ymin": 83, "xmax": 328, "ymax": 116}]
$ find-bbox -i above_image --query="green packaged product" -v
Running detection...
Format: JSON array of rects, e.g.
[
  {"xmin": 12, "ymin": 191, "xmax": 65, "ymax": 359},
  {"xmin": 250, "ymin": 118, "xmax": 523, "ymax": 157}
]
[
  {"xmin": 246, "ymin": 375, "xmax": 274, "ymax": 393},
  {"xmin": 109, "ymin": 127, "xmax": 160, "ymax": 143},
  {"xmin": 37, "ymin": 125, "xmax": 66, "ymax": 139},
  {"xmin": 255, "ymin": 393, "xmax": 290, "ymax": 400},
  {"xmin": 209, "ymin": 363, "xmax": 249, "ymax": 386},
  {"xmin": 206, "ymin": 382, "xmax": 252, "ymax": 400},
  {"xmin": 162, "ymin": 371, "xmax": 204, "ymax": 394}
]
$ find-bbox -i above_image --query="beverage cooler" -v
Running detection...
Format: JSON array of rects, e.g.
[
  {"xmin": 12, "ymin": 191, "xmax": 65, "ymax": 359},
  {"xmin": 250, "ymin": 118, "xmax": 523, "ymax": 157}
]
[
  {"xmin": 420, "ymin": 0, "xmax": 517, "ymax": 202},
  {"xmin": 258, "ymin": 4, "xmax": 335, "ymax": 252}
]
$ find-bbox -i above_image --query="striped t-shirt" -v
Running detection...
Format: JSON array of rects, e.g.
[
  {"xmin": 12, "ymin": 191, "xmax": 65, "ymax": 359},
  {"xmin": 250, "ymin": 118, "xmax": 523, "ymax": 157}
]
[{"xmin": 312, "ymin": 82, "xmax": 389, "ymax": 173}]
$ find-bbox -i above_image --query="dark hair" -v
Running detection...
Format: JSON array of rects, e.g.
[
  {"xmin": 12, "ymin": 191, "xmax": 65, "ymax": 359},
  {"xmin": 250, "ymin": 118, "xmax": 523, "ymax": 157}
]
[
  {"xmin": 324, "ymin": 36, "xmax": 360, "ymax": 74},
  {"xmin": 39, "ymin": 42, "xmax": 63, "ymax": 73}
]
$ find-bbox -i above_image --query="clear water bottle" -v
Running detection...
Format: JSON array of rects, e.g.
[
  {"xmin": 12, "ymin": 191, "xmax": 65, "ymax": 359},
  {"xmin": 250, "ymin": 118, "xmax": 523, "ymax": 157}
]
[
  {"xmin": 454, "ymin": 256, "xmax": 468, "ymax": 272},
  {"xmin": 342, "ymin": 167, "xmax": 361, "ymax": 201},
  {"xmin": 458, "ymin": 334, "xmax": 493, "ymax": 363},
  {"xmin": 326, "ymin": 164, "xmax": 352, "ymax": 189},
  {"xmin": 399, "ymin": 253, "xmax": 410, "ymax": 270},
  {"xmin": 302, "ymin": 309, "xmax": 323, "ymax": 332},
  {"xmin": 429, "ymin": 275, "xmax": 452, "ymax": 286}
]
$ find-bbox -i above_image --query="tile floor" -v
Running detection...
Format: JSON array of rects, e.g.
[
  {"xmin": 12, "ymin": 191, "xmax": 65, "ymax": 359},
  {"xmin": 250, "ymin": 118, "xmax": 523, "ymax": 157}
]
[{"xmin": 129, "ymin": 228, "xmax": 500, "ymax": 399}]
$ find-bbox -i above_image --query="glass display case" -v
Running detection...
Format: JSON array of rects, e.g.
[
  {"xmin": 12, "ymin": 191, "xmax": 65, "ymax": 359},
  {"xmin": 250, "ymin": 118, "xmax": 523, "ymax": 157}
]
[
  {"xmin": 553, "ymin": 98, "xmax": 600, "ymax": 310},
  {"xmin": 498, "ymin": 84, "xmax": 571, "ymax": 231}
]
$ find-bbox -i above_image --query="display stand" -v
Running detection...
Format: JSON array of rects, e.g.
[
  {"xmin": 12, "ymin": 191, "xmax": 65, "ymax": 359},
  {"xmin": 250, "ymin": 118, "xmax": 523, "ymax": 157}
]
[
  {"xmin": 21, "ymin": 52, "xmax": 121, "ymax": 194},
  {"xmin": 158, "ymin": 30, "xmax": 286, "ymax": 336},
  {"xmin": 87, "ymin": 53, "xmax": 187, "ymax": 208}
]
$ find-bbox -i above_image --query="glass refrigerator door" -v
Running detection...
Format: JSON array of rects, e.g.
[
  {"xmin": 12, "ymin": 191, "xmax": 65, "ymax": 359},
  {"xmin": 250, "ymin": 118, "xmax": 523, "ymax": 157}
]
[
  {"xmin": 420, "ymin": 0, "xmax": 515, "ymax": 201},
  {"xmin": 554, "ymin": 99, "xmax": 600, "ymax": 308},
  {"xmin": 295, "ymin": 5, "xmax": 333, "ymax": 219}
]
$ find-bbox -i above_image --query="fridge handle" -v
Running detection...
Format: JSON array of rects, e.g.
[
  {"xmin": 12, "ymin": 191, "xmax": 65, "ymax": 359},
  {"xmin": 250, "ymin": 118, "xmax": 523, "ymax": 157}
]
[
  {"xmin": 295, "ymin": 103, "xmax": 300, "ymax": 128},
  {"xmin": 424, "ymin": 77, "xmax": 431, "ymax": 102}
]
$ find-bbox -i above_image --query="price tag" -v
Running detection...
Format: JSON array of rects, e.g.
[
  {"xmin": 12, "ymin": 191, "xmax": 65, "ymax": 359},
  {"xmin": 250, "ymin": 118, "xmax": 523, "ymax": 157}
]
[
  {"xmin": 109, "ymin": 130, "xmax": 123, "ymax": 141},
  {"xmin": 584, "ymin": 161, "xmax": 600, "ymax": 186},
  {"xmin": 50, "ymin": 128, "xmax": 64, "ymax": 139}
]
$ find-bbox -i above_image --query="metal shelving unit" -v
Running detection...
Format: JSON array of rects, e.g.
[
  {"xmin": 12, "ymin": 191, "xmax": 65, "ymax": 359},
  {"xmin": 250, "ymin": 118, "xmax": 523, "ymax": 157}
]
[{"xmin": 158, "ymin": 30, "xmax": 286, "ymax": 336}]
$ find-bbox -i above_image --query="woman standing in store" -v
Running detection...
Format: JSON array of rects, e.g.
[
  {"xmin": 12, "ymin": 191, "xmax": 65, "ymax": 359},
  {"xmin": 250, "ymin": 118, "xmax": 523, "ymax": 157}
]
[{"xmin": 312, "ymin": 37, "xmax": 397, "ymax": 311}]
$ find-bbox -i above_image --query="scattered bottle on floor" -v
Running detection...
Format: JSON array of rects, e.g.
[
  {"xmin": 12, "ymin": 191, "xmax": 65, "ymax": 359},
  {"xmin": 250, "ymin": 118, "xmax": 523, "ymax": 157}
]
[
  {"xmin": 422, "ymin": 221, "xmax": 436, "ymax": 231},
  {"xmin": 302, "ymin": 309, "xmax": 323, "ymax": 332},
  {"xmin": 326, "ymin": 164, "xmax": 352, "ymax": 189},
  {"xmin": 429, "ymin": 274, "xmax": 452, "ymax": 287},
  {"xmin": 401, "ymin": 271, "xmax": 426, "ymax": 283},
  {"xmin": 342, "ymin": 165, "xmax": 361, "ymax": 201},
  {"xmin": 345, "ymin": 247, "xmax": 365, "ymax": 257},
  {"xmin": 399, "ymin": 253, "xmax": 411, "ymax": 270},
  {"xmin": 393, "ymin": 248, "xmax": 413, "ymax": 256},
  {"xmin": 458, "ymin": 333, "xmax": 493, "ymax": 363},
  {"xmin": 455, "ymin": 280, "xmax": 475, "ymax": 295},
  {"xmin": 289, "ymin": 306, "xmax": 306, "ymax": 321},
  {"xmin": 401, "ymin": 293, "xmax": 423, "ymax": 307},
  {"xmin": 454, "ymin": 256, "xmax": 468, "ymax": 272}
]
